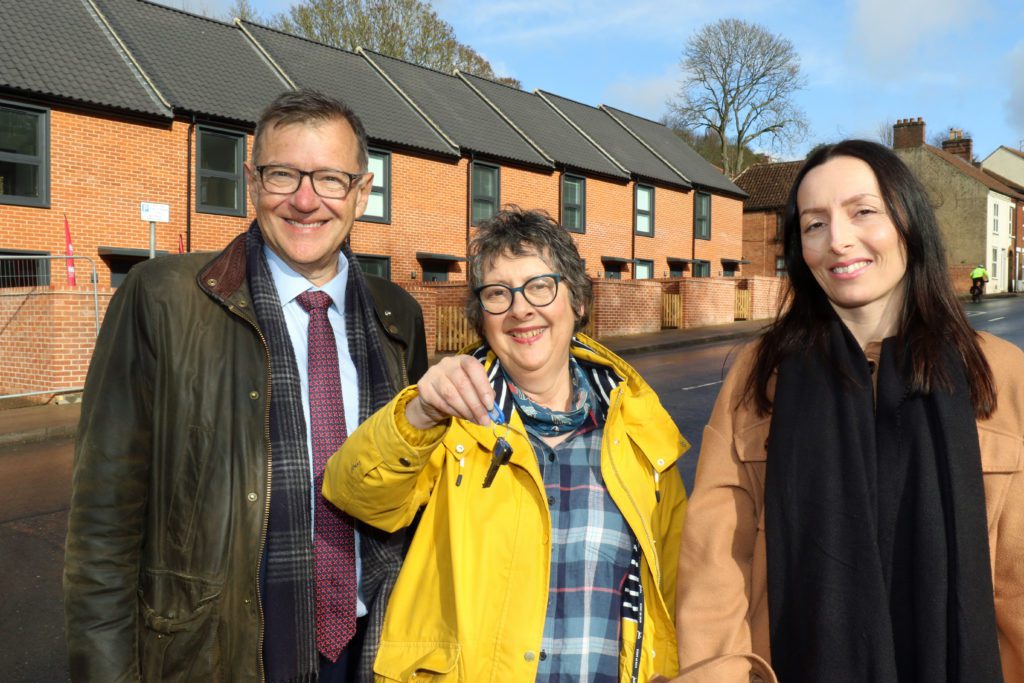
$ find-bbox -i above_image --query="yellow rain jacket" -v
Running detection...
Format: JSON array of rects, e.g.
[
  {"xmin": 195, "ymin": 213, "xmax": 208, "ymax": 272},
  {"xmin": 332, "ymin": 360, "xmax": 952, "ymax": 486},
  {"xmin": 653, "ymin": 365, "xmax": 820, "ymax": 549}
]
[{"xmin": 324, "ymin": 335, "xmax": 688, "ymax": 682}]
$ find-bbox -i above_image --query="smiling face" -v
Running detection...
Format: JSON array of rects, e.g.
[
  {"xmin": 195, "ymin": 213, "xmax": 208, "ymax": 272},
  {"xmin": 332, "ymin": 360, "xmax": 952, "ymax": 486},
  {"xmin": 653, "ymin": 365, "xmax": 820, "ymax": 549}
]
[
  {"xmin": 480, "ymin": 250, "xmax": 579, "ymax": 395},
  {"xmin": 798, "ymin": 155, "xmax": 908, "ymax": 331},
  {"xmin": 245, "ymin": 118, "xmax": 372, "ymax": 285}
]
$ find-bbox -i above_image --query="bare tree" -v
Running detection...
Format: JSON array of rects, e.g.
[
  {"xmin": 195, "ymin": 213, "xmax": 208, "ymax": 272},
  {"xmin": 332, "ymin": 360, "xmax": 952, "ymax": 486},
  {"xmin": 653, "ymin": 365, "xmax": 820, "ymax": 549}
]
[
  {"xmin": 272, "ymin": 0, "xmax": 520, "ymax": 87},
  {"xmin": 875, "ymin": 119, "xmax": 894, "ymax": 147},
  {"xmin": 668, "ymin": 18, "xmax": 807, "ymax": 177}
]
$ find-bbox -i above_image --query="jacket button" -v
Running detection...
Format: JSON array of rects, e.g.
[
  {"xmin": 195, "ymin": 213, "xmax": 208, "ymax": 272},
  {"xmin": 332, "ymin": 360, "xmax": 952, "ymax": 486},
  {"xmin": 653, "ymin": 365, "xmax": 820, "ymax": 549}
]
[
  {"xmin": 539, "ymin": 650, "xmax": 547, "ymax": 661},
  {"xmin": 206, "ymin": 278, "xmax": 217, "ymax": 287},
  {"xmin": 249, "ymin": 391, "xmax": 259, "ymax": 400},
  {"xmin": 247, "ymin": 492, "xmax": 258, "ymax": 502},
  {"xmin": 656, "ymin": 458, "xmax": 665, "ymax": 467},
  {"xmin": 613, "ymin": 439, "xmax": 620, "ymax": 445},
  {"xmin": 455, "ymin": 444, "xmax": 465, "ymax": 454},
  {"xmin": 388, "ymin": 324, "xmax": 398, "ymax": 334},
  {"xmin": 399, "ymin": 457, "xmax": 411, "ymax": 467},
  {"xmin": 237, "ymin": 299, "xmax": 248, "ymax": 308},
  {"xmin": 524, "ymin": 651, "xmax": 536, "ymax": 662}
]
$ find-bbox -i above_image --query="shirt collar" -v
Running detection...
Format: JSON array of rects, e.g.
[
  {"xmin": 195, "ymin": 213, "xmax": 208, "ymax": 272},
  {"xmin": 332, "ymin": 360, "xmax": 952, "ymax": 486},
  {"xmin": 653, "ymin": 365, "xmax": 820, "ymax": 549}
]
[{"xmin": 263, "ymin": 245, "xmax": 349, "ymax": 311}]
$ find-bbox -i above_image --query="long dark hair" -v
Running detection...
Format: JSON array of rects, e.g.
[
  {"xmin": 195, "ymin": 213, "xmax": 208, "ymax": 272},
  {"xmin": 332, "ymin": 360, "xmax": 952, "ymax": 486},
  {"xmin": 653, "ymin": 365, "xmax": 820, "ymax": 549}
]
[{"xmin": 744, "ymin": 139, "xmax": 995, "ymax": 418}]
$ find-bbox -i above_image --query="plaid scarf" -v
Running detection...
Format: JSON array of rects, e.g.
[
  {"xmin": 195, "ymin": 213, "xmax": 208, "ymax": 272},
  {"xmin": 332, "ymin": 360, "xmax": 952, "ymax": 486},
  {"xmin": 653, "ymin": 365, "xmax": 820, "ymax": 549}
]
[{"xmin": 246, "ymin": 223, "xmax": 404, "ymax": 682}]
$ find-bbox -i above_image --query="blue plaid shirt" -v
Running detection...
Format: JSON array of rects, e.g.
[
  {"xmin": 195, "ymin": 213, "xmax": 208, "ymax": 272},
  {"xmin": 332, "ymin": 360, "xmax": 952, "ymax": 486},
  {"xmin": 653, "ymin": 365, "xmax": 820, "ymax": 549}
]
[{"xmin": 530, "ymin": 421, "xmax": 636, "ymax": 681}]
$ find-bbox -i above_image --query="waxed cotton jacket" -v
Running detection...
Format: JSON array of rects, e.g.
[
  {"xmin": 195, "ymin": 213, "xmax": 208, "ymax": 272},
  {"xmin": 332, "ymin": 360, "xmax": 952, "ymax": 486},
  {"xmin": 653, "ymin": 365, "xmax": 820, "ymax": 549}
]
[
  {"xmin": 63, "ymin": 230, "xmax": 427, "ymax": 682},
  {"xmin": 324, "ymin": 336, "xmax": 689, "ymax": 682}
]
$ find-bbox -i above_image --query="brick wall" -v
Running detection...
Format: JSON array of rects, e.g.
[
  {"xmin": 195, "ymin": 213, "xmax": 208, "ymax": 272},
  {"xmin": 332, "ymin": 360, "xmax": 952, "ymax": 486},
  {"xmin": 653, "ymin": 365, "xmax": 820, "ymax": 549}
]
[
  {"xmin": 742, "ymin": 210, "xmax": 783, "ymax": 277},
  {"xmin": 694, "ymin": 193, "xmax": 744, "ymax": 276},
  {"xmin": 743, "ymin": 275, "xmax": 785, "ymax": 319},
  {"xmin": 680, "ymin": 277, "xmax": 736, "ymax": 328},
  {"xmin": 589, "ymin": 279, "xmax": 662, "ymax": 336},
  {"xmin": 569, "ymin": 175, "xmax": 633, "ymax": 279}
]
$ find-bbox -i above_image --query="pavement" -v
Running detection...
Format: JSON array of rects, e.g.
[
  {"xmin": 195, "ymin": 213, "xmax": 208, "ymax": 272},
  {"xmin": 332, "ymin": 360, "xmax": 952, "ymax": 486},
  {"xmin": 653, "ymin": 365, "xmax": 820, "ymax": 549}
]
[{"xmin": 0, "ymin": 318, "xmax": 769, "ymax": 450}]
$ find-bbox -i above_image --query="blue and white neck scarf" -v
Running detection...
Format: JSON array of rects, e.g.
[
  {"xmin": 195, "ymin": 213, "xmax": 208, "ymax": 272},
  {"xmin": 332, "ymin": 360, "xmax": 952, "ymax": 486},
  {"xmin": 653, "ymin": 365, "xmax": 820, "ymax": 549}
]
[{"xmin": 503, "ymin": 357, "xmax": 595, "ymax": 438}]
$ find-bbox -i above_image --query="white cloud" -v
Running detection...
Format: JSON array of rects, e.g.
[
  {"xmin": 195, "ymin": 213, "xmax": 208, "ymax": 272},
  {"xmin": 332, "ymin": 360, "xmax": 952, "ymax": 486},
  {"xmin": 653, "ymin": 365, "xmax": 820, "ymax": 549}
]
[
  {"xmin": 850, "ymin": 0, "xmax": 984, "ymax": 69},
  {"xmin": 602, "ymin": 67, "xmax": 680, "ymax": 120},
  {"xmin": 1007, "ymin": 42, "xmax": 1024, "ymax": 132}
]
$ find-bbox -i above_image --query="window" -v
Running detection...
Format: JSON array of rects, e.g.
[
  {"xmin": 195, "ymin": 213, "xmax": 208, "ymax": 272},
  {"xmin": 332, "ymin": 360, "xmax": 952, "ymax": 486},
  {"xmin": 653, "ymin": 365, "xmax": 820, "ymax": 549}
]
[
  {"xmin": 363, "ymin": 150, "xmax": 390, "ymax": 223},
  {"xmin": 99, "ymin": 247, "xmax": 167, "ymax": 287},
  {"xmin": 669, "ymin": 263, "xmax": 685, "ymax": 278},
  {"xmin": 472, "ymin": 162, "xmax": 500, "ymax": 225},
  {"xmin": 693, "ymin": 260, "xmax": 711, "ymax": 278},
  {"xmin": 562, "ymin": 174, "xmax": 585, "ymax": 232},
  {"xmin": 694, "ymin": 192, "xmax": 711, "ymax": 240},
  {"xmin": 992, "ymin": 248, "xmax": 998, "ymax": 280},
  {"xmin": 634, "ymin": 259, "xmax": 653, "ymax": 279},
  {"xmin": 422, "ymin": 264, "xmax": 449, "ymax": 282},
  {"xmin": 0, "ymin": 101, "xmax": 49, "ymax": 207},
  {"xmin": 603, "ymin": 268, "xmax": 622, "ymax": 280},
  {"xmin": 993, "ymin": 203, "xmax": 999, "ymax": 235},
  {"xmin": 774, "ymin": 212, "xmax": 784, "ymax": 241},
  {"xmin": 0, "ymin": 249, "xmax": 50, "ymax": 288},
  {"xmin": 775, "ymin": 256, "xmax": 787, "ymax": 278},
  {"xmin": 723, "ymin": 263, "xmax": 737, "ymax": 277},
  {"xmin": 635, "ymin": 184, "xmax": 654, "ymax": 235},
  {"xmin": 196, "ymin": 126, "xmax": 245, "ymax": 216},
  {"xmin": 355, "ymin": 254, "xmax": 390, "ymax": 280}
]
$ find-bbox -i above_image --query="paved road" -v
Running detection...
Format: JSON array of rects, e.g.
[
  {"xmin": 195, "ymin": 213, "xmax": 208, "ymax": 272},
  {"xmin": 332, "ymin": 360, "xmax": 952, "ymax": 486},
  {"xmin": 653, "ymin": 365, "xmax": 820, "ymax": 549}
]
[{"xmin": 2, "ymin": 295, "xmax": 1021, "ymax": 681}]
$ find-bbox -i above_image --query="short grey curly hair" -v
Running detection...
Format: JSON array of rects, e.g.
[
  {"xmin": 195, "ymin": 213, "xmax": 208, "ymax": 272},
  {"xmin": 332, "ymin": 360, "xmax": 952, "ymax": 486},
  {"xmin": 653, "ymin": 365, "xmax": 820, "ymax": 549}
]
[{"xmin": 465, "ymin": 206, "xmax": 592, "ymax": 336}]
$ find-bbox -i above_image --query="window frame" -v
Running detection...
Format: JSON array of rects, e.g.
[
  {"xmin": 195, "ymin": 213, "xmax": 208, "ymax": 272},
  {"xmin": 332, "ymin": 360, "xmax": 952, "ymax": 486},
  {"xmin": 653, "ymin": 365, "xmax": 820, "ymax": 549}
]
[
  {"xmin": 354, "ymin": 253, "xmax": 391, "ymax": 280},
  {"xmin": 693, "ymin": 260, "xmax": 711, "ymax": 278},
  {"xmin": 775, "ymin": 256, "xmax": 787, "ymax": 278},
  {"xmin": 634, "ymin": 184, "xmax": 654, "ymax": 236},
  {"xmin": 0, "ymin": 100, "xmax": 50, "ymax": 208},
  {"xmin": 0, "ymin": 248, "xmax": 51, "ymax": 288},
  {"xmin": 471, "ymin": 161, "xmax": 500, "ymax": 226},
  {"xmin": 195, "ymin": 125, "xmax": 246, "ymax": 217},
  {"xmin": 634, "ymin": 259, "xmax": 654, "ymax": 280},
  {"xmin": 561, "ymin": 174, "xmax": 586, "ymax": 233},
  {"xmin": 361, "ymin": 149, "xmax": 391, "ymax": 224},
  {"xmin": 694, "ymin": 192, "xmax": 711, "ymax": 240}
]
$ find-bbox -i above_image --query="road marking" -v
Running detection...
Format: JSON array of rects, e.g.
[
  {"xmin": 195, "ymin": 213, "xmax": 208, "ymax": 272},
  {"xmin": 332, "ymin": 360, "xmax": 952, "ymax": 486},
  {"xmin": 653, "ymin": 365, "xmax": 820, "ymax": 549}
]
[
  {"xmin": 988, "ymin": 317, "xmax": 1005, "ymax": 322},
  {"xmin": 965, "ymin": 311, "xmax": 984, "ymax": 317},
  {"xmin": 682, "ymin": 380, "xmax": 724, "ymax": 391}
]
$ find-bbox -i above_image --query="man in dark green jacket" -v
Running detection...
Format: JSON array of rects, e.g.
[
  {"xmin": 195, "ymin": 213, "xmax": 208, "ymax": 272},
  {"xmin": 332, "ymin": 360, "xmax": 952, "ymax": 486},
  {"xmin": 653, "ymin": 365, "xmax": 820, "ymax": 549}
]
[{"xmin": 64, "ymin": 90, "xmax": 427, "ymax": 682}]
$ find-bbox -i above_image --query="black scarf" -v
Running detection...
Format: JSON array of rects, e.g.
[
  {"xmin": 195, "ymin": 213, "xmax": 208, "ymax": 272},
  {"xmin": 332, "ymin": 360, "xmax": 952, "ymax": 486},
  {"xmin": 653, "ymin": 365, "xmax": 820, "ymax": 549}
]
[
  {"xmin": 246, "ymin": 223, "xmax": 401, "ymax": 682},
  {"xmin": 764, "ymin": 317, "xmax": 1002, "ymax": 682}
]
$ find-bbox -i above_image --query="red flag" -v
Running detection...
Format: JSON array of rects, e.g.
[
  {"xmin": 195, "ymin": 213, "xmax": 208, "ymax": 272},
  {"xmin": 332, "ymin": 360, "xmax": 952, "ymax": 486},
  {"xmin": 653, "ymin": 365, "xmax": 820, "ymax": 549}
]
[
  {"xmin": 63, "ymin": 214, "xmax": 76, "ymax": 287},
  {"xmin": 178, "ymin": 233, "xmax": 185, "ymax": 254}
]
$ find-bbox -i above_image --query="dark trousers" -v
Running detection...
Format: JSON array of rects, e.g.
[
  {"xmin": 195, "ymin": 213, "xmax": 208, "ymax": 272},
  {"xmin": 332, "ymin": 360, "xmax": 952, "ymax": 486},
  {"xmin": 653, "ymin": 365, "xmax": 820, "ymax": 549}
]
[{"xmin": 318, "ymin": 616, "xmax": 368, "ymax": 682}]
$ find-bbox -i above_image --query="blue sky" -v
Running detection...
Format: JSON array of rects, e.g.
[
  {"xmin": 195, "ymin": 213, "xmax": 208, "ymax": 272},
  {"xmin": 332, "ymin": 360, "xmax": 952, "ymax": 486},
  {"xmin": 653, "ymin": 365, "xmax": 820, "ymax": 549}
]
[{"xmin": 172, "ymin": 0, "xmax": 1024, "ymax": 162}]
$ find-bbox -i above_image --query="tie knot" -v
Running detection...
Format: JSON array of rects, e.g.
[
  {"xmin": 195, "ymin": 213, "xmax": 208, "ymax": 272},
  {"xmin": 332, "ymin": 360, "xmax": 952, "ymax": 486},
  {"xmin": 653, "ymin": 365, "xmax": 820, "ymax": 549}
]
[{"xmin": 297, "ymin": 290, "xmax": 333, "ymax": 313}]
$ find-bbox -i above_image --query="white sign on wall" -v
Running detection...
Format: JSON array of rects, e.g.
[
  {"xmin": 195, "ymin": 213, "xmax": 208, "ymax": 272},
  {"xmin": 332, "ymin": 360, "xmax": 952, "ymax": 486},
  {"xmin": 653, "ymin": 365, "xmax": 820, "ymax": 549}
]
[{"xmin": 140, "ymin": 202, "xmax": 170, "ymax": 223}]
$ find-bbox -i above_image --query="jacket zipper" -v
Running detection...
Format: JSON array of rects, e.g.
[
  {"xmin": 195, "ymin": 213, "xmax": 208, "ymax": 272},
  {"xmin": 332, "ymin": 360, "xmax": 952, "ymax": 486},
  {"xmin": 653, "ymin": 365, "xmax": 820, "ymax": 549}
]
[{"xmin": 228, "ymin": 302, "xmax": 273, "ymax": 683}]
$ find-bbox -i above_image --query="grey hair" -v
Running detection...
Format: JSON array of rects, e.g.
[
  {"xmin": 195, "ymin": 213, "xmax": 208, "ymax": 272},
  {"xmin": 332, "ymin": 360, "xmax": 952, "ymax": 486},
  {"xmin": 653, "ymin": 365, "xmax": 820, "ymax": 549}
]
[
  {"xmin": 251, "ymin": 89, "xmax": 369, "ymax": 171},
  {"xmin": 465, "ymin": 206, "xmax": 592, "ymax": 335}
]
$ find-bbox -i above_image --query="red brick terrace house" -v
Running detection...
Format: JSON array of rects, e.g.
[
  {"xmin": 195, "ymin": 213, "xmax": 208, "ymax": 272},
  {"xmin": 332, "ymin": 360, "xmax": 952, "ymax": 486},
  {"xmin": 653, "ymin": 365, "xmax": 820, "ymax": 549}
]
[
  {"xmin": 0, "ymin": 0, "xmax": 748, "ymax": 396},
  {"xmin": 733, "ymin": 160, "xmax": 803, "ymax": 277}
]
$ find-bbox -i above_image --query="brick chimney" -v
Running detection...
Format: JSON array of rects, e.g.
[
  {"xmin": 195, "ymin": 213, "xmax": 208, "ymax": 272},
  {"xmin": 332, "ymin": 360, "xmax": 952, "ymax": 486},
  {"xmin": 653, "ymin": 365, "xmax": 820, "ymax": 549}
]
[
  {"xmin": 941, "ymin": 128, "xmax": 973, "ymax": 162},
  {"xmin": 893, "ymin": 117, "xmax": 926, "ymax": 149}
]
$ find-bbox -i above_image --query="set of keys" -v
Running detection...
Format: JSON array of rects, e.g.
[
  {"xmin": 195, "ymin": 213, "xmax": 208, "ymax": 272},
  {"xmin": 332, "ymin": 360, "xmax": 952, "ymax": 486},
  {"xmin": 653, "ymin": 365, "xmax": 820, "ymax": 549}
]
[{"xmin": 482, "ymin": 400, "xmax": 513, "ymax": 488}]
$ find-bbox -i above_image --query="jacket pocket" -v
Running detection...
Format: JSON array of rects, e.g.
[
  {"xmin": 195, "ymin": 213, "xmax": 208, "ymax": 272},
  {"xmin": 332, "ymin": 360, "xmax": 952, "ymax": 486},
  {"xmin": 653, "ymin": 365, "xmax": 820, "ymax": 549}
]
[
  {"xmin": 137, "ymin": 569, "xmax": 224, "ymax": 682},
  {"xmin": 374, "ymin": 641, "xmax": 462, "ymax": 682},
  {"xmin": 979, "ymin": 427, "xmax": 1024, "ymax": 529}
]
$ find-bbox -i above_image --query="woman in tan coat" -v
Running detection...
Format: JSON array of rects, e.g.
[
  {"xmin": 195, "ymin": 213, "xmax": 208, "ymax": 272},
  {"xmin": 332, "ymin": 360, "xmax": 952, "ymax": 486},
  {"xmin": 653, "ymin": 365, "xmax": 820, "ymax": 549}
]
[{"xmin": 676, "ymin": 140, "xmax": 1024, "ymax": 682}]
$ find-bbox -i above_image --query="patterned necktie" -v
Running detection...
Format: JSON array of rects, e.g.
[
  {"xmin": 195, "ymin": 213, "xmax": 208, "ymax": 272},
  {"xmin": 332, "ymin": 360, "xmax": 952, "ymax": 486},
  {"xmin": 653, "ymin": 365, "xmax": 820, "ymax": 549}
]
[{"xmin": 297, "ymin": 290, "xmax": 357, "ymax": 662}]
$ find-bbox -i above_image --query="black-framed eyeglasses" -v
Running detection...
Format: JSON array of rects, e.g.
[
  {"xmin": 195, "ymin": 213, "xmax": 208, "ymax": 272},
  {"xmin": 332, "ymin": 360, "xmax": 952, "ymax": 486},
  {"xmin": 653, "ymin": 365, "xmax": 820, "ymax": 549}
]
[
  {"xmin": 254, "ymin": 165, "xmax": 366, "ymax": 199},
  {"xmin": 474, "ymin": 273, "xmax": 562, "ymax": 315}
]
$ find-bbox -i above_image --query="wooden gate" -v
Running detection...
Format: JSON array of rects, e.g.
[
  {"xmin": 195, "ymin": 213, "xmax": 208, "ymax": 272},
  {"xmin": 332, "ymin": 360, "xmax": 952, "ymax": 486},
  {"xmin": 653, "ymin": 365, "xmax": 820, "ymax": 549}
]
[
  {"xmin": 661, "ymin": 292, "xmax": 682, "ymax": 328},
  {"xmin": 735, "ymin": 288, "xmax": 752, "ymax": 321},
  {"xmin": 436, "ymin": 305, "xmax": 478, "ymax": 352}
]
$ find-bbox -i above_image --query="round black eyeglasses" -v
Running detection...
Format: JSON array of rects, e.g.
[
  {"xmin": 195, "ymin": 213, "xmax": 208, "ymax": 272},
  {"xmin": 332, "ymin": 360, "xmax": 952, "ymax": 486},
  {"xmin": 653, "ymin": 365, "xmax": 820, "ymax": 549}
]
[{"xmin": 474, "ymin": 273, "xmax": 562, "ymax": 315}]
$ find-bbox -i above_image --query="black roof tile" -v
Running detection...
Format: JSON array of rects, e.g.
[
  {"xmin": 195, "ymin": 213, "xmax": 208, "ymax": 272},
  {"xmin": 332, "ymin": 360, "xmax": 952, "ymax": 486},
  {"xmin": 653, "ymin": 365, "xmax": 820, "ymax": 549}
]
[
  {"xmin": 239, "ymin": 22, "xmax": 456, "ymax": 157},
  {"xmin": 460, "ymin": 73, "xmax": 626, "ymax": 180},
  {"xmin": 92, "ymin": 0, "xmax": 289, "ymax": 124},
  {"xmin": 364, "ymin": 51, "xmax": 551, "ymax": 168},
  {"xmin": 538, "ymin": 91, "xmax": 687, "ymax": 188},
  {"xmin": 603, "ymin": 106, "xmax": 747, "ymax": 197},
  {"xmin": 0, "ymin": 0, "xmax": 169, "ymax": 117}
]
